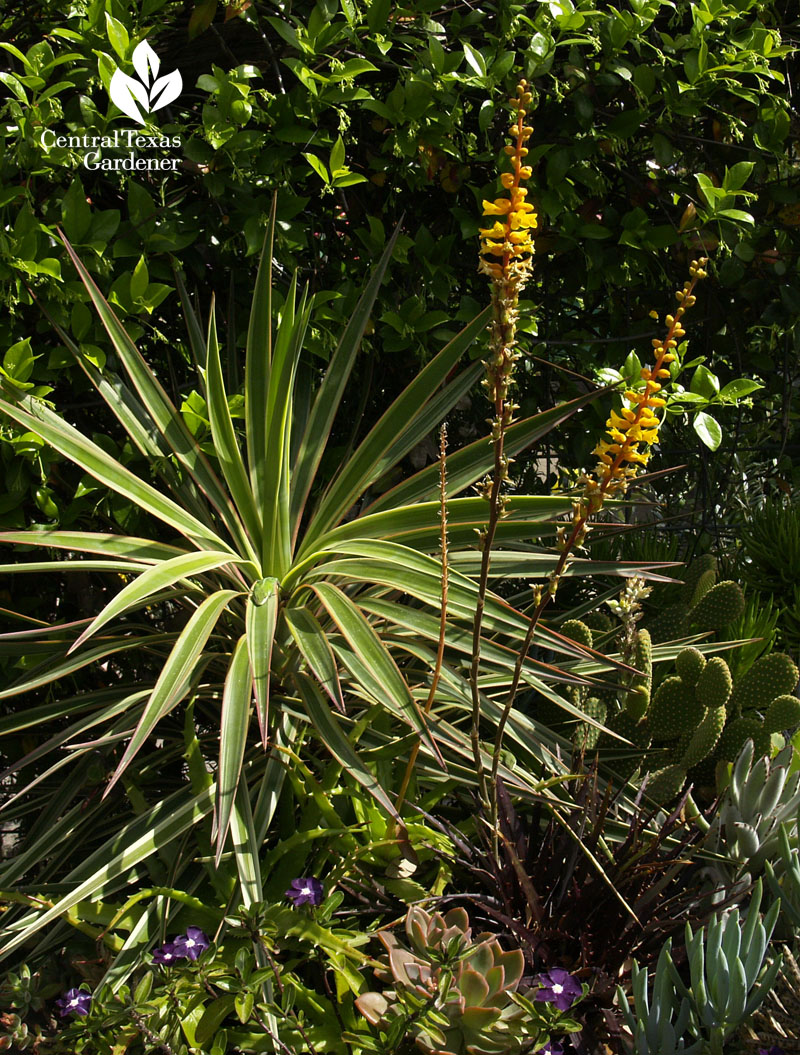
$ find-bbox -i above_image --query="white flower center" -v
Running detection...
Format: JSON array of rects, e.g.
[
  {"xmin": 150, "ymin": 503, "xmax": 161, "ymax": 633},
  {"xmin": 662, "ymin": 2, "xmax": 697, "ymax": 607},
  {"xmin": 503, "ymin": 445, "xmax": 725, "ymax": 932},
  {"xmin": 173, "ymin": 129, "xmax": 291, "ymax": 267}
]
[
  {"xmin": 185, "ymin": 938, "xmax": 196, "ymax": 947},
  {"xmin": 301, "ymin": 885, "xmax": 312, "ymax": 896},
  {"xmin": 552, "ymin": 983, "xmax": 564, "ymax": 994},
  {"xmin": 69, "ymin": 998, "xmax": 81, "ymax": 1007}
]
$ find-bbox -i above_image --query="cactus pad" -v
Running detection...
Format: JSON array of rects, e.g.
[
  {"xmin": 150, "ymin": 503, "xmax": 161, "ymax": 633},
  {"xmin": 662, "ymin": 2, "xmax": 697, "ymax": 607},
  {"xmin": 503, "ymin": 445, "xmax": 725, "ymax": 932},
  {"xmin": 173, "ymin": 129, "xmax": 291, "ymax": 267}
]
[
  {"xmin": 583, "ymin": 610, "xmax": 614, "ymax": 634},
  {"xmin": 562, "ymin": 618, "xmax": 593, "ymax": 651},
  {"xmin": 682, "ymin": 704, "xmax": 726, "ymax": 767},
  {"xmin": 695, "ymin": 656, "xmax": 733, "ymax": 711},
  {"xmin": 649, "ymin": 676, "xmax": 701, "ymax": 738},
  {"xmin": 763, "ymin": 694, "xmax": 800, "ymax": 733},
  {"xmin": 645, "ymin": 763, "xmax": 687, "ymax": 804},
  {"xmin": 717, "ymin": 716, "xmax": 771, "ymax": 762},
  {"xmin": 675, "ymin": 646, "xmax": 706, "ymax": 687},
  {"xmin": 573, "ymin": 697, "xmax": 608, "ymax": 752},
  {"xmin": 728, "ymin": 652, "xmax": 799, "ymax": 715},
  {"xmin": 648, "ymin": 602, "xmax": 689, "ymax": 644},
  {"xmin": 690, "ymin": 580, "xmax": 745, "ymax": 631},
  {"xmin": 680, "ymin": 553, "xmax": 717, "ymax": 606}
]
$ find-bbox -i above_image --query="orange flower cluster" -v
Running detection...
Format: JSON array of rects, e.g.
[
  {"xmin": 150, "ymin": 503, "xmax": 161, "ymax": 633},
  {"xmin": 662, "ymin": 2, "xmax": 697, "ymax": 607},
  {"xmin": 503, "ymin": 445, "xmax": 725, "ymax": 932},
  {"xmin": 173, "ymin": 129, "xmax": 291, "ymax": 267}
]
[
  {"xmin": 587, "ymin": 258, "xmax": 708, "ymax": 504},
  {"xmin": 478, "ymin": 80, "xmax": 537, "ymax": 285}
]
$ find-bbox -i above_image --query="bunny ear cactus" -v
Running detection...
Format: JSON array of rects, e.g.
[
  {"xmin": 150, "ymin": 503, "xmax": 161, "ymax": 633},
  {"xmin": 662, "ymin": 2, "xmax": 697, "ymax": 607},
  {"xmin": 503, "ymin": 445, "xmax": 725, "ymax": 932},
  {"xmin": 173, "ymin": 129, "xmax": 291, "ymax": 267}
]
[
  {"xmin": 355, "ymin": 906, "xmax": 575, "ymax": 1055},
  {"xmin": 647, "ymin": 556, "xmax": 745, "ymax": 644},
  {"xmin": 562, "ymin": 619, "xmax": 609, "ymax": 753},
  {"xmin": 641, "ymin": 653, "xmax": 731, "ymax": 803},
  {"xmin": 640, "ymin": 644, "xmax": 799, "ymax": 805}
]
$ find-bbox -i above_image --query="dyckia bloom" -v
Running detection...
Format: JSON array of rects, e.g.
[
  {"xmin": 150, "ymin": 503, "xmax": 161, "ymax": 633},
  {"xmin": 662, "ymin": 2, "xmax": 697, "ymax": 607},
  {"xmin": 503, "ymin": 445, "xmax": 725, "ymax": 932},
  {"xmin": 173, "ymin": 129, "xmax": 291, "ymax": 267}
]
[
  {"xmin": 534, "ymin": 968, "xmax": 582, "ymax": 1011},
  {"xmin": 55, "ymin": 988, "xmax": 92, "ymax": 1017},
  {"xmin": 479, "ymin": 79, "xmax": 537, "ymax": 287},
  {"xmin": 285, "ymin": 877, "xmax": 324, "ymax": 907},
  {"xmin": 587, "ymin": 258, "xmax": 708, "ymax": 502},
  {"xmin": 172, "ymin": 926, "xmax": 210, "ymax": 961}
]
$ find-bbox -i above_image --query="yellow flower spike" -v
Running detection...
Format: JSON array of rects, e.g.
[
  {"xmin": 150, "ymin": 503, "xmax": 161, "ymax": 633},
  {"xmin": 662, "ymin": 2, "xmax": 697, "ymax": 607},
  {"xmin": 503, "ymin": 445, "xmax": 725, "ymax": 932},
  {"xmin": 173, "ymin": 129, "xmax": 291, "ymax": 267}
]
[
  {"xmin": 479, "ymin": 78, "xmax": 537, "ymax": 289},
  {"xmin": 582, "ymin": 258, "xmax": 710, "ymax": 502}
]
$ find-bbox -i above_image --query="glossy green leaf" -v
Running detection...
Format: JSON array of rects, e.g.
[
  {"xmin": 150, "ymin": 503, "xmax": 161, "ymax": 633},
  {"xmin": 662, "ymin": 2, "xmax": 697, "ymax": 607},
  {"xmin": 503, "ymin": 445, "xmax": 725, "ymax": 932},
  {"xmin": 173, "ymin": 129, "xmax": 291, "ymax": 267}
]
[{"xmin": 295, "ymin": 673, "xmax": 399, "ymax": 820}]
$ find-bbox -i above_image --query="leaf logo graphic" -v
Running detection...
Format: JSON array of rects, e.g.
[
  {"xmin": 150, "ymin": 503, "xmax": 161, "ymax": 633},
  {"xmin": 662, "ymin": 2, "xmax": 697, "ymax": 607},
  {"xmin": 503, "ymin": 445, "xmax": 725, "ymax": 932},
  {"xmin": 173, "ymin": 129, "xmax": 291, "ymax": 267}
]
[{"xmin": 109, "ymin": 41, "xmax": 182, "ymax": 125}]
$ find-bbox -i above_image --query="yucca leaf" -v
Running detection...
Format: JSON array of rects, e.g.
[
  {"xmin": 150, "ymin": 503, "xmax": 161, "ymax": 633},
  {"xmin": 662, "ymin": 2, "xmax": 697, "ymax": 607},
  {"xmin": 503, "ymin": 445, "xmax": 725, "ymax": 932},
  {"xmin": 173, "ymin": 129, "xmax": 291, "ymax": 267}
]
[
  {"xmin": 0, "ymin": 635, "xmax": 175, "ymax": 703},
  {"xmin": 0, "ymin": 530, "xmax": 181, "ymax": 562},
  {"xmin": 263, "ymin": 275, "xmax": 312, "ymax": 574},
  {"xmin": 245, "ymin": 199, "xmax": 276, "ymax": 514},
  {"xmin": 71, "ymin": 550, "xmax": 249, "ymax": 653},
  {"xmin": 229, "ymin": 784, "xmax": 263, "ymax": 907},
  {"xmin": 447, "ymin": 551, "xmax": 681, "ymax": 581},
  {"xmin": 38, "ymin": 301, "xmax": 209, "ymax": 520},
  {"xmin": 374, "ymin": 360, "xmax": 482, "ymax": 485},
  {"xmin": 246, "ymin": 577, "xmax": 280, "ymax": 744},
  {"xmin": 356, "ymin": 596, "xmax": 586, "ymax": 689},
  {"xmin": 0, "ymin": 386, "xmax": 228, "ymax": 550},
  {"xmin": 216, "ymin": 635, "xmax": 253, "ymax": 863},
  {"xmin": 60, "ymin": 234, "xmax": 253, "ymax": 556},
  {"xmin": 105, "ymin": 589, "xmax": 240, "ymax": 796},
  {"xmin": 0, "ymin": 690, "xmax": 148, "ymax": 784},
  {"xmin": 365, "ymin": 387, "xmax": 608, "ymax": 513},
  {"xmin": 300, "ymin": 306, "xmax": 491, "ymax": 553},
  {"xmin": 298, "ymin": 495, "xmax": 575, "ymax": 562},
  {"xmin": 4, "ymin": 560, "xmax": 150, "ymax": 575},
  {"xmin": 311, "ymin": 582, "xmax": 442, "ymax": 764},
  {"xmin": 204, "ymin": 301, "xmax": 263, "ymax": 553},
  {"xmin": 294, "ymin": 673, "xmax": 400, "ymax": 821},
  {"xmin": 0, "ymin": 783, "xmax": 216, "ymax": 964},
  {"xmin": 174, "ymin": 265, "xmax": 208, "ymax": 369},
  {"xmin": 284, "ymin": 604, "xmax": 344, "ymax": 712},
  {"xmin": 290, "ymin": 224, "xmax": 403, "ymax": 540}
]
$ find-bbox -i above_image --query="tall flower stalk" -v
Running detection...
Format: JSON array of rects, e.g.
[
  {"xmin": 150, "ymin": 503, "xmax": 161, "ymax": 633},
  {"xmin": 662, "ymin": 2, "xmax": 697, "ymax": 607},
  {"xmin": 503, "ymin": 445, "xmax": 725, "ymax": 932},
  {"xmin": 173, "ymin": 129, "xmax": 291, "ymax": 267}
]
[
  {"xmin": 489, "ymin": 259, "xmax": 709, "ymax": 804},
  {"xmin": 470, "ymin": 80, "xmax": 537, "ymax": 808}
]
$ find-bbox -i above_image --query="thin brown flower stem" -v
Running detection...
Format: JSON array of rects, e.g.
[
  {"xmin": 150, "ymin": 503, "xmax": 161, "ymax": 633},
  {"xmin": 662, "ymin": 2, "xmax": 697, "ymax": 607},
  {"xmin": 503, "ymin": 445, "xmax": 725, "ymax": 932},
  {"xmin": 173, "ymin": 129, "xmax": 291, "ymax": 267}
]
[
  {"xmin": 394, "ymin": 424, "xmax": 449, "ymax": 817},
  {"xmin": 469, "ymin": 270, "xmax": 519, "ymax": 813}
]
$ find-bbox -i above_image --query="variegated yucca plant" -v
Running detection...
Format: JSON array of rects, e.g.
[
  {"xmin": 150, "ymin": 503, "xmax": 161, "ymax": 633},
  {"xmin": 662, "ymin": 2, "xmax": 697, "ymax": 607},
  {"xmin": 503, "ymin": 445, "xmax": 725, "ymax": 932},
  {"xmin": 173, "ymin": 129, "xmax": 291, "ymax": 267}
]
[{"xmin": 0, "ymin": 199, "xmax": 659, "ymax": 972}]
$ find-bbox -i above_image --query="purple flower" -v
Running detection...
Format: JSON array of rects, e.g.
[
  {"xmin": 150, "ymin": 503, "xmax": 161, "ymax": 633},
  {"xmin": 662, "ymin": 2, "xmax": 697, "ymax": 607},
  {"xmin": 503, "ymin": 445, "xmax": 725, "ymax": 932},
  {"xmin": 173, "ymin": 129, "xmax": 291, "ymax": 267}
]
[
  {"xmin": 759, "ymin": 1048, "xmax": 785, "ymax": 1055},
  {"xmin": 538, "ymin": 1043, "xmax": 564, "ymax": 1055},
  {"xmin": 152, "ymin": 941, "xmax": 181, "ymax": 965},
  {"xmin": 285, "ymin": 877, "xmax": 324, "ymax": 907},
  {"xmin": 534, "ymin": 968, "xmax": 582, "ymax": 1011},
  {"xmin": 172, "ymin": 926, "xmax": 210, "ymax": 961},
  {"xmin": 55, "ymin": 988, "xmax": 92, "ymax": 1017}
]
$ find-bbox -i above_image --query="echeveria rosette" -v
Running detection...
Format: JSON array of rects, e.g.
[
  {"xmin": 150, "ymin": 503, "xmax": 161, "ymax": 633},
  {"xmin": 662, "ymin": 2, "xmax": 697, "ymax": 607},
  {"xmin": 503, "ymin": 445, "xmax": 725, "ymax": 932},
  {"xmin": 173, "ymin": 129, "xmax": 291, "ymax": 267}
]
[
  {"xmin": 534, "ymin": 968, "xmax": 582, "ymax": 1012},
  {"xmin": 55, "ymin": 988, "xmax": 92, "ymax": 1017},
  {"xmin": 172, "ymin": 926, "xmax": 210, "ymax": 961},
  {"xmin": 285, "ymin": 877, "xmax": 325, "ymax": 907}
]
